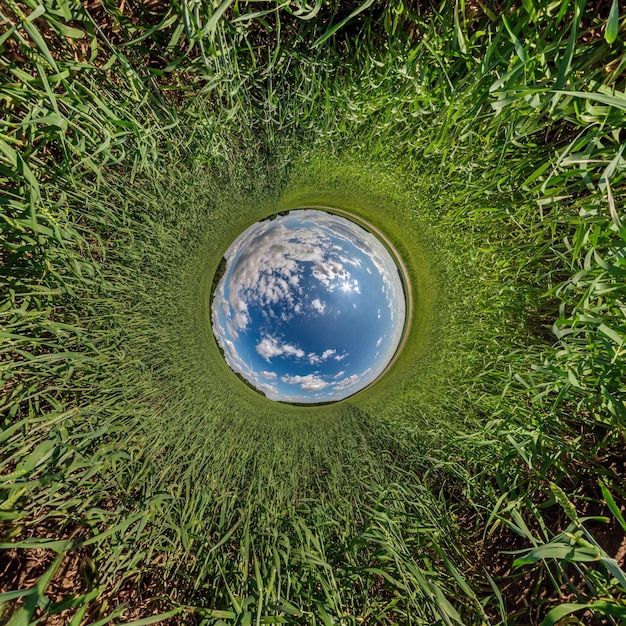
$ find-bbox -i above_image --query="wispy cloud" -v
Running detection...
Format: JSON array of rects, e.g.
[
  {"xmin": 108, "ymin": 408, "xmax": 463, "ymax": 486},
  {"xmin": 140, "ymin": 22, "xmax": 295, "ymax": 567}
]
[
  {"xmin": 333, "ymin": 367, "xmax": 373, "ymax": 392},
  {"xmin": 333, "ymin": 373, "xmax": 360, "ymax": 391}
]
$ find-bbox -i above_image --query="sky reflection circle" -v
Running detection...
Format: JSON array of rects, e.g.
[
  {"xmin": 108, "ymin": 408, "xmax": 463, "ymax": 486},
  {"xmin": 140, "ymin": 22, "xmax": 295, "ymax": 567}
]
[{"xmin": 211, "ymin": 209, "xmax": 407, "ymax": 403}]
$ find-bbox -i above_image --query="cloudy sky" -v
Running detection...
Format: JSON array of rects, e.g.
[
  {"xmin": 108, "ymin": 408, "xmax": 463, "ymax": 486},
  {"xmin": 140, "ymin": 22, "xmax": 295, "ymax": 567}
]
[{"xmin": 211, "ymin": 210, "xmax": 406, "ymax": 402}]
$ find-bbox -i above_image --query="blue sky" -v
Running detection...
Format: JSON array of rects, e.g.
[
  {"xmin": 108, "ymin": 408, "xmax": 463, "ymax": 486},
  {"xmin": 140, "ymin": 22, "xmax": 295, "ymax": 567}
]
[{"xmin": 211, "ymin": 210, "xmax": 406, "ymax": 402}]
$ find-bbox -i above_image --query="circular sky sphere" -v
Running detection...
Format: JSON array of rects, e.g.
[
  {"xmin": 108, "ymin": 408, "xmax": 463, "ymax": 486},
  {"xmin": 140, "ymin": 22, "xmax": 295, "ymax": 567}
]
[{"xmin": 211, "ymin": 209, "xmax": 407, "ymax": 403}]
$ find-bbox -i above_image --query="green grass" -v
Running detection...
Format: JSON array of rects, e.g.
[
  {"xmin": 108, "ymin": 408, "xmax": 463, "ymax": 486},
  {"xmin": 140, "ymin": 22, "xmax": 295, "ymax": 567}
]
[{"xmin": 1, "ymin": 0, "xmax": 625, "ymax": 624}]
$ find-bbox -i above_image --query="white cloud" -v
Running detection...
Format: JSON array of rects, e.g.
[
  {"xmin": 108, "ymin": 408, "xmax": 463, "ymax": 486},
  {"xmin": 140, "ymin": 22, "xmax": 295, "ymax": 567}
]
[
  {"xmin": 281, "ymin": 374, "xmax": 329, "ymax": 391},
  {"xmin": 333, "ymin": 373, "xmax": 360, "ymax": 391},
  {"xmin": 308, "ymin": 348, "xmax": 336, "ymax": 365},
  {"xmin": 260, "ymin": 371, "xmax": 277, "ymax": 380},
  {"xmin": 332, "ymin": 368, "xmax": 374, "ymax": 392},
  {"xmin": 376, "ymin": 337, "xmax": 383, "ymax": 347},
  {"xmin": 256, "ymin": 336, "xmax": 305, "ymax": 362},
  {"xmin": 311, "ymin": 298, "xmax": 326, "ymax": 314},
  {"xmin": 220, "ymin": 337, "xmax": 249, "ymax": 375},
  {"xmin": 311, "ymin": 259, "xmax": 348, "ymax": 289},
  {"xmin": 307, "ymin": 352, "xmax": 320, "ymax": 365},
  {"xmin": 334, "ymin": 353, "xmax": 347, "ymax": 361},
  {"xmin": 217, "ymin": 221, "xmax": 326, "ymax": 335},
  {"xmin": 255, "ymin": 380, "xmax": 279, "ymax": 397}
]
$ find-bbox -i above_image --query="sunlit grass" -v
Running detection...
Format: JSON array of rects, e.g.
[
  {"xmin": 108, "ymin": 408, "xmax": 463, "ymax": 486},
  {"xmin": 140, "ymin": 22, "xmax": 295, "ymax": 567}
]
[{"xmin": 1, "ymin": 0, "xmax": 625, "ymax": 623}]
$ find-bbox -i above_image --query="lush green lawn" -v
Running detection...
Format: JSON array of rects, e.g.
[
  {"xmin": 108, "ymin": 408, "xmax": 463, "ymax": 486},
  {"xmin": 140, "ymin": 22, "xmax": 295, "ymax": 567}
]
[{"xmin": 1, "ymin": 1, "xmax": 625, "ymax": 624}]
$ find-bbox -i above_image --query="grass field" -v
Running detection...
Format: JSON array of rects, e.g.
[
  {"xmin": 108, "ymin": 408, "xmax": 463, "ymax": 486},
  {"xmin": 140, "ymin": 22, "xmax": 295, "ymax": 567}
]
[{"xmin": 1, "ymin": 0, "xmax": 625, "ymax": 624}]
